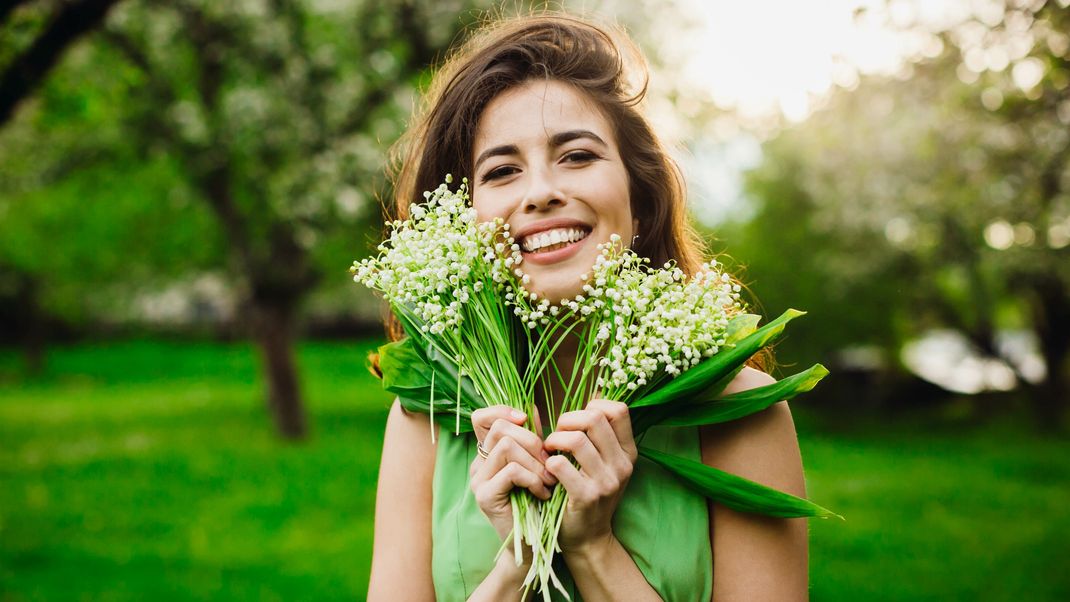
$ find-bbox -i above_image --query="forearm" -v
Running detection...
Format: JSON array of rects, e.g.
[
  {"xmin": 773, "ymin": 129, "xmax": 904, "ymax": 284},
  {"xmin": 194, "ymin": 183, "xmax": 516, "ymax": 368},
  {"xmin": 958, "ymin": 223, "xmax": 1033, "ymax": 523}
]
[
  {"xmin": 565, "ymin": 534, "xmax": 662, "ymax": 602},
  {"xmin": 468, "ymin": 549, "xmax": 534, "ymax": 602}
]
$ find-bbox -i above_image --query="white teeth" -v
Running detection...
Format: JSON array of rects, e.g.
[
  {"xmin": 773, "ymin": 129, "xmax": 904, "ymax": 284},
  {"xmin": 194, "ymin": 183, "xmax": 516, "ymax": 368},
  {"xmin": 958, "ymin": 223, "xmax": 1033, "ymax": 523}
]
[{"xmin": 520, "ymin": 227, "xmax": 589, "ymax": 252}]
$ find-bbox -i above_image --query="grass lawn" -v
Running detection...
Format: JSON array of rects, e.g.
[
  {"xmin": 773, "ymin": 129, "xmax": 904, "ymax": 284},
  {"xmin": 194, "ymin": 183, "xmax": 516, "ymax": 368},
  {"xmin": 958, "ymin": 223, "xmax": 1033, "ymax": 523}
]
[{"xmin": 1, "ymin": 340, "xmax": 1068, "ymax": 601}]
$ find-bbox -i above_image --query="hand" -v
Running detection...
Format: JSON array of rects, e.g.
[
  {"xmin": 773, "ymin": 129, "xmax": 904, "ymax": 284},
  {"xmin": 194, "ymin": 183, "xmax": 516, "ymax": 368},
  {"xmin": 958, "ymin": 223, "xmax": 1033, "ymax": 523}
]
[
  {"xmin": 543, "ymin": 399, "xmax": 638, "ymax": 552},
  {"xmin": 469, "ymin": 405, "xmax": 557, "ymax": 542}
]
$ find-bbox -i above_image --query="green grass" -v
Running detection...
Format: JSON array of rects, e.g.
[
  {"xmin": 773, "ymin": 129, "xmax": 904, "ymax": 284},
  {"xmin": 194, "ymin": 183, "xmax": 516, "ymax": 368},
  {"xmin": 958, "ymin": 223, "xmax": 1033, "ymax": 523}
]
[
  {"xmin": 0, "ymin": 340, "xmax": 392, "ymax": 601},
  {"xmin": 2, "ymin": 340, "xmax": 1069, "ymax": 600}
]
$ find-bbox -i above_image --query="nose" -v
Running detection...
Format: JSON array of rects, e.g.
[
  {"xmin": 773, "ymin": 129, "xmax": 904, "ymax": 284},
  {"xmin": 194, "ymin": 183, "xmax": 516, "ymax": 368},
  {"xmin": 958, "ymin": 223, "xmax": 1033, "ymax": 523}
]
[{"xmin": 521, "ymin": 167, "xmax": 565, "ymax": 213}]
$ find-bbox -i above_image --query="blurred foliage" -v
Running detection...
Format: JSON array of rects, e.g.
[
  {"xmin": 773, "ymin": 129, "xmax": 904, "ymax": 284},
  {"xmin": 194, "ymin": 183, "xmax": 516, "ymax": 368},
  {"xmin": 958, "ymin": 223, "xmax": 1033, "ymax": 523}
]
[
  {"xmin": 1, "ymin": 0, "xmax": 491, "ymax": 330},
  {"xmin": 725, "ymin": 0, "xmax": 1070, "ymax": 426}
]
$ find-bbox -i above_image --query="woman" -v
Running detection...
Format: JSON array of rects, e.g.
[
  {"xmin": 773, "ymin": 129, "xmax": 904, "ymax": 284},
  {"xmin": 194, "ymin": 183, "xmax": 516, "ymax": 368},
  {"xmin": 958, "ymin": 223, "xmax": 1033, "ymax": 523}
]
[{"xmin": 368, "ymin": 13, "xmax": 808, "ymax": 601}]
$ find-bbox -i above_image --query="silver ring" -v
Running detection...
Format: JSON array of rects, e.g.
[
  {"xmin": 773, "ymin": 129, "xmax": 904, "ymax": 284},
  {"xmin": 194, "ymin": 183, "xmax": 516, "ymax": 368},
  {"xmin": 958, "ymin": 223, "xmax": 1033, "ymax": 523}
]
[{"xmin": 477, "ymin": 440, "xmax": 490, "ymax": 459}]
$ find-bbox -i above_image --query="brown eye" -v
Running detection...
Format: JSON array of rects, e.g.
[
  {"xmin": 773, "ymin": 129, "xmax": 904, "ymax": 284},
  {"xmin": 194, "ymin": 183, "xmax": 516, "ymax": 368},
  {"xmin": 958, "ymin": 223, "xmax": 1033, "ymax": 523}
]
[
  {"xmin": 563, "ymin": 150, "xmax": 599, "ymax": 163},
  {"xmin": 481, "ymin": 166, "xmax": 519, "ymax": 182}
]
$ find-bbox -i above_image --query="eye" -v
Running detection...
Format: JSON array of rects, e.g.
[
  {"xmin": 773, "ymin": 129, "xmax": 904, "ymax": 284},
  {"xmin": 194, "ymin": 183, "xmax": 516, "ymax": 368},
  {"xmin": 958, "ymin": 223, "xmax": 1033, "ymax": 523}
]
[
  {"xmin": 562, "ymin": 150, "xmax": 600, "ymax": 164},
  {"xmin": 481, "ymin": 165, "xmax": 519, "ymax": 183}
]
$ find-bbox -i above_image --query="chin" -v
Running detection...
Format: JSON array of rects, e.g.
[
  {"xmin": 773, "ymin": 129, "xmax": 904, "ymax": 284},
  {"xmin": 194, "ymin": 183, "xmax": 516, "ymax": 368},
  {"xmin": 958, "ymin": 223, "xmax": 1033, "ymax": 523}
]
[{"xmin": 525, "ymin": 277, "xmax": 581, "ymax": 304}]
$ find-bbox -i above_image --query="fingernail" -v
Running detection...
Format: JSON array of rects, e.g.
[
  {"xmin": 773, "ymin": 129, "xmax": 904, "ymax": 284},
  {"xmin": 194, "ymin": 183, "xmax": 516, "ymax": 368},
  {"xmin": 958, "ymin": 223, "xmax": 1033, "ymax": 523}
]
[
  {"xmin": 510, "ymin": 409, "xmax": 526, "ymax": 421},
  {"xmin": 540, "ymin": 449, "xmax": 550, "ymax": 462}
]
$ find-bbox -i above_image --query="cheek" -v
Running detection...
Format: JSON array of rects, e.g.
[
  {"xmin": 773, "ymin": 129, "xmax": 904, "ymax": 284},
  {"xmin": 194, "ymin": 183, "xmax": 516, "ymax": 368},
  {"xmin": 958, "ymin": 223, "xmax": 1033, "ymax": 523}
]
[
  {"xmin": 470, "ymin": 191, "xmax": 501, "ymax": 223},
  {"xmin": 606, "ymin": 174, "xmax": 634, "ymax": 234}
]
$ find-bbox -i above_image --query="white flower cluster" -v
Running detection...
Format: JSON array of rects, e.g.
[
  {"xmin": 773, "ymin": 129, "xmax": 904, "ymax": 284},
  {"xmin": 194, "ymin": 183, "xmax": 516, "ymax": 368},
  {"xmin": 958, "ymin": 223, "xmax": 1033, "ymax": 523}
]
[
  {"xmin": 523, "ymin": 234, "xmax": 743, "ymax": 394},
  {"xmin": 350, "ymin": 176, "xmax": 521, "ymax": 335}
]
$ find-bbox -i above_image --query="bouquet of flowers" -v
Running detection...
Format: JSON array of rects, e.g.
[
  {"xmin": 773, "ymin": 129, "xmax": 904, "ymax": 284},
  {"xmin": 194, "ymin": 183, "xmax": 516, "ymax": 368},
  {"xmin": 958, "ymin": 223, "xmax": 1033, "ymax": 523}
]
[
  {"xmin": 353, "ymin": 177, "xmax": 838, "ymax": 600},
  {"xmin": 351, "ymin": 176, "xmax": 552, "ymax": 563}
]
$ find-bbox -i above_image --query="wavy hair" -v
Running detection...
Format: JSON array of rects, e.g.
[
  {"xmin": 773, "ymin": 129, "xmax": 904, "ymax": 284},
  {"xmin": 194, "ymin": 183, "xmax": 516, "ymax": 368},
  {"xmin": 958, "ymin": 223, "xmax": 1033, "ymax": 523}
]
[{"xmin": 373, "ymin": 12, "xmax": 769, "ymax": 374}]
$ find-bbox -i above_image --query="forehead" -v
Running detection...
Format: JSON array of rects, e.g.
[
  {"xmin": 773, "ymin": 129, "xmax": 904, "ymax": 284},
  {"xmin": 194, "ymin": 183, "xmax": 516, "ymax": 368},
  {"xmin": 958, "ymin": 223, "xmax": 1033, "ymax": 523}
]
[{"xmin": 473, "ymin": 80, "xmax": 616, "ymax": 152}]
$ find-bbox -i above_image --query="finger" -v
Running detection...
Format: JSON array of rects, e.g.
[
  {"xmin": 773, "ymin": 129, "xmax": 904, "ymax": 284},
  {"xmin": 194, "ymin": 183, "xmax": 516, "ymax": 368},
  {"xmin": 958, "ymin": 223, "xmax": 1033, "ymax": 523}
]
[
  {"xmin": 469, "ymin": 453, "xmax": 483, "ymax": 477},
  {"xmin": 543, "ymin": 430, "xmax": 604, "ymax": 478},
  {"xmin": 555, "ymin": 408, "xmax": 623, "ymax": 462},
  {"xmin": 484, "ymin": 419, "xmax": 547, "ymax": 466},
  {"xmin": 544, "ymin": 455, "xmax": 591, "ymax": 502},
  {"xmin": 476, "ymin": 435, "xmax": 555, "ymax": 486},
  {"xmin": 483, "ymin": 461, "xmax": 552, "ymax": 500},
  {"xmin": 471, "ymin": 405, "xmax": 527, "ymax": 443},
  {"xmin": 586, "ymin": 399, "xmax": 637, "ymax": 461}
]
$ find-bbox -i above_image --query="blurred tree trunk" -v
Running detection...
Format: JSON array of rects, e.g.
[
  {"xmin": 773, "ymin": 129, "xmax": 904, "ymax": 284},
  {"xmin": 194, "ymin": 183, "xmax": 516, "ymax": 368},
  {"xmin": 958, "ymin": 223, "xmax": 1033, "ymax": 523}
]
[
  {"xmin": 199, "ymin": 162, "xmax": 315, "ymax": 440},
  {"xmin": 19, "ymin": 275, "xmax": 45, "ymax": 376},
  {"xmin": 1030, "ymin": 275, "xmax": 1070, "ymax": 433},
  {"xmin": 252, "ymin": 300, "xmax": 305, "ymax": 439},
  {"xmin": 4, "ymin": 268, "xmax": 47, "ymax": 376}
]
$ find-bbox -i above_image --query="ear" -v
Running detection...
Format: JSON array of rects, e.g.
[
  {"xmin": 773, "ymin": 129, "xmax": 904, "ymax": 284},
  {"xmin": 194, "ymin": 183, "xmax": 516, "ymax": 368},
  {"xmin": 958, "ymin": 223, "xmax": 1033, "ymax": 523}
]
[{"xmin": 631, "ymin": 218, "xmax": 640, "ymax": 246}]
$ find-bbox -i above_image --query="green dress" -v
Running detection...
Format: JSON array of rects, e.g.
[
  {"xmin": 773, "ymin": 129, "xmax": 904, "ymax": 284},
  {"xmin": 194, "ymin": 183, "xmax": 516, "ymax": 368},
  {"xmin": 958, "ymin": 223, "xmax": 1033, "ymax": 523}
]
[{"xmin": 431, "ymin": 425, "xmax": 713, "ymax": 601}]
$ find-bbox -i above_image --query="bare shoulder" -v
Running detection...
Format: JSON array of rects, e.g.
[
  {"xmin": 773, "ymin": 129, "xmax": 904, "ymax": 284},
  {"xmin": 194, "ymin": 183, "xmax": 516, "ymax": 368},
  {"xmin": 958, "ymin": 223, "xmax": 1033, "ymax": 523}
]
[
  {"xmin": 699, "ymin": 367, "xmax": 802, "ymax": 494},
  {"xmin": 384, "ymin": 398, "xmax": 440, "ymax": 455},
  {"xmin": 720, "ymin": 365, "xmax": 777, "ymax": 395}
]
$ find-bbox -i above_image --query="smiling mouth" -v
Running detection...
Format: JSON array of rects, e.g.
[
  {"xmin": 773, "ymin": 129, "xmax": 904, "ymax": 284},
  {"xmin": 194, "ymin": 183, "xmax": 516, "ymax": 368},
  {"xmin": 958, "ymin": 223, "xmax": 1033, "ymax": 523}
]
[{"xmin": 519, "ymin": 227, "xmax": 591, "ymax": 253}]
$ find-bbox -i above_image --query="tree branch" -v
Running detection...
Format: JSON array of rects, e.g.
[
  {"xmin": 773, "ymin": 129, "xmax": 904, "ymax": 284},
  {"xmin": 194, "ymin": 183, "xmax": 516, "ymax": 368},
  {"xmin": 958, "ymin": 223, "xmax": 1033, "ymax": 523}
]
[{"xmin": 0, "ymin": 0, "xmax": 122, "ymax": 126}]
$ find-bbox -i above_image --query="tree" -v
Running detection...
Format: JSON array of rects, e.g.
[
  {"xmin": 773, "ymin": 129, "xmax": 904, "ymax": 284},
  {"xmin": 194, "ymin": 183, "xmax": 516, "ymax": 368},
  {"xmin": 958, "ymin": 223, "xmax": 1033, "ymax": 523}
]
[{"xmin": 89, "ymin": 0, "xmax": 488, "ymax": 438}]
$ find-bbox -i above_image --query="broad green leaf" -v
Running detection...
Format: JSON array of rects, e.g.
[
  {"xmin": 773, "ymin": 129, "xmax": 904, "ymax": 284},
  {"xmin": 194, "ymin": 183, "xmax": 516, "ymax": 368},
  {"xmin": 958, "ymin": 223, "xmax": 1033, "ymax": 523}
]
[
  {"xmin": 724, "ymin": 313, "xmax": 761, "ymax": 345},
  {"xmin": 657, "ymin": 364, "xmax": 829, "ymax": 428},
  {"xmin": 378, "ymin": 337, "xmax": 485, "ymax": 433},
  {"xmin": 378, "ymin": 339, "xmax": 432, "ymax": 392},
  {"xmin": 639, "ymin": 446, "xmax": 840, "ymax": 519},
  {"xmin": 631, "ymin": 364, "xmax": 742, "ymax": 435},
  {"xmin": 630, "ymin": 309, "xmax": 805, "ymax": 409}
]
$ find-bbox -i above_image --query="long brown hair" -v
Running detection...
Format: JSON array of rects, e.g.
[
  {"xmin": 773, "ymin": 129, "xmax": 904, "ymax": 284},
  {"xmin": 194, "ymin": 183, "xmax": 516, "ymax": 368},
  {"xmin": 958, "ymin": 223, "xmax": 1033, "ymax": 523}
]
[{"xmin": 372, "ymin": 12, "xmax": 769, "ymax": 374}]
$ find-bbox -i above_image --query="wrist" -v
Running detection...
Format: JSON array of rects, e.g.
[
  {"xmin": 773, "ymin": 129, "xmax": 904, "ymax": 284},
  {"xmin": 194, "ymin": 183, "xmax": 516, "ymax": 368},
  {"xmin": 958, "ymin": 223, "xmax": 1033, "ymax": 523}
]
[
  {"xmin": 495, "ymin": 546, "xmax": 532, "ymax": 587},
  {"xmin": 564, "ymin": 531, "xmax": 618, "ymax": 566},
  {"xmin": 470, "ymin": 549, "xmax": 532, "ymax": 601}
]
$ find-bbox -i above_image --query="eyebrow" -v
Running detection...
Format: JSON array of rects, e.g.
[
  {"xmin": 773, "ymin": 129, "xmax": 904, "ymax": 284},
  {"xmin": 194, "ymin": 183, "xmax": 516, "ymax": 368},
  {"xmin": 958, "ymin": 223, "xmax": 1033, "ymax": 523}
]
[{"xmin": 473, "ymin": 129, "xmax": 608, "ymax": 172}]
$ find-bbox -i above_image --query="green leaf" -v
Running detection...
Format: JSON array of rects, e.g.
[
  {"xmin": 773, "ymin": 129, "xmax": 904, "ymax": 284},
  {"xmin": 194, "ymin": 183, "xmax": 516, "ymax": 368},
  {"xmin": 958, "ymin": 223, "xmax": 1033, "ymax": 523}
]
[
  {"xmin": 377, "ymin": 337, "xmax": 483, "ymax": 433},
  {"xmin": 725, "ymin": 313, "xmax": 761, "ymax": 345},
  {"xmin": 631, "ymin": 365, "xmax": 741, "ymax": 435},
  {"xmin": 639, "ymin": 446, "xmax": 841, "ymax": 519},
  {"xmin": 378, "ymin": 339, "xmax": 431, "ymax": 393},
  {"xmin": 657, "ymin": 364, "xmax": 829, "ymax": 428},
  {"xmin": 630, "ymin": 309, "xmax": 805, "ymax": 409}
]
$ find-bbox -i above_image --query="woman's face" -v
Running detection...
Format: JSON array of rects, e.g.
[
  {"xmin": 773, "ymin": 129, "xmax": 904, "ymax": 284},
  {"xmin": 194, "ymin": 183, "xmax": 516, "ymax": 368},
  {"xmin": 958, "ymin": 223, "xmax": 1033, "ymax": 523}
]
[{"xmin": 471, "ymin": 79, "xmax": 635, "ymax": 303}]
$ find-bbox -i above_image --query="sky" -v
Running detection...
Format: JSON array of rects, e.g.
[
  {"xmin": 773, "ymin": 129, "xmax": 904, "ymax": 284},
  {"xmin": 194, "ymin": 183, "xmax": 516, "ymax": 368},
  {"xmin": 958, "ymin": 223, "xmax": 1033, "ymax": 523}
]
[
  {"xmin": 655, "ymin": 0, "xmax": 985, "ymax": 226},
  {"xmin": 675, "ymin": 0, "xmax": 977, "ymax": 122}
]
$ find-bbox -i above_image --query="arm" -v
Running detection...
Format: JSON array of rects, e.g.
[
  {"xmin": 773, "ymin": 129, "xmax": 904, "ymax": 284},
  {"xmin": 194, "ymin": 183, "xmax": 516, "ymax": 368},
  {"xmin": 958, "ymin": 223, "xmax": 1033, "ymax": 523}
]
[
  {"xmin": 367, "ymin": 400, "xmax": 437, "ymax": 601},
  {"xmin": 700, "ymin": 367, "xmax": 809, "ymax": 602}
]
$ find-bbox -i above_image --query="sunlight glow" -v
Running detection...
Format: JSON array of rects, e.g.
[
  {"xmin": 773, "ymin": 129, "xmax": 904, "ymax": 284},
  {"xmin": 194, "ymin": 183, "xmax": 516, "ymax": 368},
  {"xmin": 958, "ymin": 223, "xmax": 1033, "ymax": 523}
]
[{"xmin": 672, "ymin": 0, "xmax": 970, "ymax": 123}]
